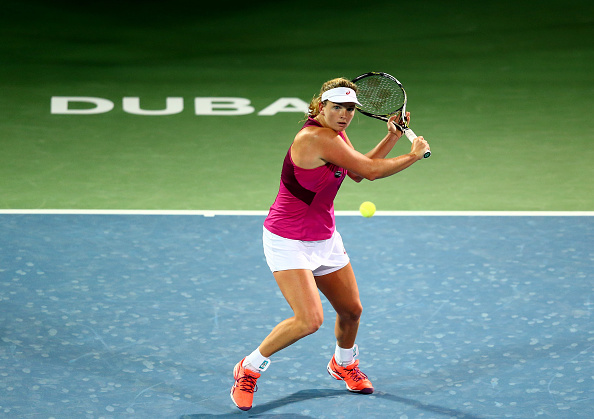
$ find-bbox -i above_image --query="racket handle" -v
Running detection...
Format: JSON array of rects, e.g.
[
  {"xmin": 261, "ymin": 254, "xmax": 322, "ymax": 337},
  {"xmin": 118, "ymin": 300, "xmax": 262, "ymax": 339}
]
[
  {"xmin": 404, "ymin": 127, "xmax": 417, "ymax": 142},
  {"xmin": 404, "ymin": 127, "xmax": 431, "ymax": 159}
]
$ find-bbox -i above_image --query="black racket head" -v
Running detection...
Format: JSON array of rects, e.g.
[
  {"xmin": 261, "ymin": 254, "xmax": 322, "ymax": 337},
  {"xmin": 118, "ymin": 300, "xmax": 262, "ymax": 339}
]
[{"xmin": 352, "ymin": 72, "xmax": 407, "ymax": 118}]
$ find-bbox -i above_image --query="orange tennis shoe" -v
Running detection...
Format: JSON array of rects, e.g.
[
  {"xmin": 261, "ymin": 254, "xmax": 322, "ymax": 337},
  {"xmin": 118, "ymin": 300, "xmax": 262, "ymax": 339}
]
[
  {"xmin": 230, "ymin": 358, "xmax": 260, "ymax": 411},
  {"xmin": 327, "ymin": 355, "xmax": 374, "ymax": 394}
]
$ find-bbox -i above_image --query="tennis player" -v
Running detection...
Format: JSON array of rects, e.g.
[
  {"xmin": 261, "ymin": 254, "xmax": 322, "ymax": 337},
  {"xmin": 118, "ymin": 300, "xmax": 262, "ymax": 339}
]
[{"xmin": 231, "ymin": 77, "xmax": 430, "ymax": 411}]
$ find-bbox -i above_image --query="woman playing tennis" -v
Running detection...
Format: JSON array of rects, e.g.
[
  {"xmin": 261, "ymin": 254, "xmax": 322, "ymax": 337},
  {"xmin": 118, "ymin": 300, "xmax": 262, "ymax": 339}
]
[{"xmin": 231, "ymin": 77, "xmax": 430, "ymax": 411}]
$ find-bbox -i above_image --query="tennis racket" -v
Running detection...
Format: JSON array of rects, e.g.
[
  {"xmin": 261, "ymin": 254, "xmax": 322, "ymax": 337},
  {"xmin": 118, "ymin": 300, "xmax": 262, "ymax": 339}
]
[{"xmin": 352, "ymin": 71, "xmax": 431, "ymax": 159}]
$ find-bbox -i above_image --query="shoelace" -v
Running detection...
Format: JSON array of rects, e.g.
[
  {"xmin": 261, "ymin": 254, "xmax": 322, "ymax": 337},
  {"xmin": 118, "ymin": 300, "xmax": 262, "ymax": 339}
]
[
  {"xmin": 344, "ymin": 364, "xmax": 369, "ymax": 382},
  {"xmin": 237, "ymin": 374, "xmax": 258, "ymax": 393}
]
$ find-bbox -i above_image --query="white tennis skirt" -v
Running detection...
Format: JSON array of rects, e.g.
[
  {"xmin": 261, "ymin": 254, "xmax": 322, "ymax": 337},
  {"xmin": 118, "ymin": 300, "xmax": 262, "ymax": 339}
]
[{"xmin": 263, "ymin": 226, "xmax": 350, "ymax": 276}]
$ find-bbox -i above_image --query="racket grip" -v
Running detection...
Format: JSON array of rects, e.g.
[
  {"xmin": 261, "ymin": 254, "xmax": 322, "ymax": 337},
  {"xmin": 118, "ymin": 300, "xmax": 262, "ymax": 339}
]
[
  {"xmin": 404, "ymin": 127, "xmax": 431, "ymax": 159},
  {"xmin": 404, "ymin": 127, "xmax": 417, "ymax": 142}
]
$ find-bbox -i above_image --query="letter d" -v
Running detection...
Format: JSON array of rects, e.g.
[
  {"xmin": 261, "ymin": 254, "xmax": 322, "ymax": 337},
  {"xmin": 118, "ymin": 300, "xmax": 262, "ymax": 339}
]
[{"xmin": 51, "ymin": 96, "xmax": 114, "ymax": 114}]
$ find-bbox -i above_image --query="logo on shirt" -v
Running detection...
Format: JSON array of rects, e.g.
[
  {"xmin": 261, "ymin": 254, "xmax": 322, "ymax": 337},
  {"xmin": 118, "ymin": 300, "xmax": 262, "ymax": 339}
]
[{"xmin": 334, "ymin": 170, "xmax": 342, "ymax": 178}]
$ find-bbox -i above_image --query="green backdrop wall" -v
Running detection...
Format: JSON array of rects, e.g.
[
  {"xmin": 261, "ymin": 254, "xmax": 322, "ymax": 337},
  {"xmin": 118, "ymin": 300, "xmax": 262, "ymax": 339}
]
[{"xmin": 1, "ymin": 0, "xmax": 592, "ymax": 211}]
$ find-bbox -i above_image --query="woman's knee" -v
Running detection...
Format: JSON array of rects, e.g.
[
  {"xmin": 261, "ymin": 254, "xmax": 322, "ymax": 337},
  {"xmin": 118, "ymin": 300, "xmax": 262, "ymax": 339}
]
[
  {"xmin": 339, "ymin": 302, "xmax": 363, "ymax": 322},
  {"xmin": 295, "ymin": 311, "xmax": 324, "ymax": 336}
]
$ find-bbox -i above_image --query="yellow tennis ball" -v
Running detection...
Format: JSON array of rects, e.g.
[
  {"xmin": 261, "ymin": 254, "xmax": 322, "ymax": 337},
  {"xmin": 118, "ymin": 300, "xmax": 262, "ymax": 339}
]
[{"xmin": 359, "ymin": 201, "xmax": 376, "ymax": 218}]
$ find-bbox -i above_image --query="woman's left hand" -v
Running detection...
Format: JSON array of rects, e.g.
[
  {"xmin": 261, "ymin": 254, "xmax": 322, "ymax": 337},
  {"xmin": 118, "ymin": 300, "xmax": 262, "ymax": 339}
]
[{"xmin": 387, "ymin": 112, "xmax": 410, "ymax": 137}]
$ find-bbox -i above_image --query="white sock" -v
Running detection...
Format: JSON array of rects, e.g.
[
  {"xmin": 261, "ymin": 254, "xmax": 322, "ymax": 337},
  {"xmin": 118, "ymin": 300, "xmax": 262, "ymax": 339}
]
[
  {"xmin": 243, "ymin": 348, "xmax": 270, "ymax": 373},
  {"xmin": 335, "ymin": 343, "xmax": 358, "ymax": 366}
]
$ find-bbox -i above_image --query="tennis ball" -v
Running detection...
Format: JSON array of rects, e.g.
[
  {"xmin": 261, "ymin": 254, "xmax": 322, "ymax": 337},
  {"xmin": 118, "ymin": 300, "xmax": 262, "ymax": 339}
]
[{"xmin": 359, "ymin": 201, "xmax": 376, "ymax": 218}]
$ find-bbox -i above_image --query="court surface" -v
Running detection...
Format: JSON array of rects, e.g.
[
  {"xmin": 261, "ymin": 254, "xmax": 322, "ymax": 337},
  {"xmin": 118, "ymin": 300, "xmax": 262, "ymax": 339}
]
[{"xmin": 1, "ymin": 212, "xmax": 592, "ymax": 418}]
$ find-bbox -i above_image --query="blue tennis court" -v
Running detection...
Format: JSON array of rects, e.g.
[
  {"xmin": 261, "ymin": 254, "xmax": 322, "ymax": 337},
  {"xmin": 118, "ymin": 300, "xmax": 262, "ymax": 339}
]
[{"xmin": 1, "ymin": 213, "xmax": 592, "ymax": 418}]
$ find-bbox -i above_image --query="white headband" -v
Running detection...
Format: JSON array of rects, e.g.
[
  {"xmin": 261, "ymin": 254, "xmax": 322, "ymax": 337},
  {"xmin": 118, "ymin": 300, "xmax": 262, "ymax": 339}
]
[{"xmin": 321, "ymin": 87, "xmax": 362, "ymax": 106}]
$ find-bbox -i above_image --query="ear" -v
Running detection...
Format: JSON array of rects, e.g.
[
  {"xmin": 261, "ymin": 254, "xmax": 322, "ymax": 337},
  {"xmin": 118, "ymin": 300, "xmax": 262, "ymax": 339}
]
[{"xmin": 318, "ymin": 101, "xmax": 325, "ymax": 114}]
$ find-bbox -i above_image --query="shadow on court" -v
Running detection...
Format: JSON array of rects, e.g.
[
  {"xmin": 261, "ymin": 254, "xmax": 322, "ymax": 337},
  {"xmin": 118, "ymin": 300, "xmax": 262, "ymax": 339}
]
[{"xmin": 181, "ymin": 388, "xmax": 486, "ymax": 418}]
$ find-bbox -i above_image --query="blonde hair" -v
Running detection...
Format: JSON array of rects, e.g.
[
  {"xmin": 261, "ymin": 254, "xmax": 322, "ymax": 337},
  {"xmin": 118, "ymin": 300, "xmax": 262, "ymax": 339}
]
[{"xmin": 307, "ymin": 77, "xmax": 358, "ymax": 117}]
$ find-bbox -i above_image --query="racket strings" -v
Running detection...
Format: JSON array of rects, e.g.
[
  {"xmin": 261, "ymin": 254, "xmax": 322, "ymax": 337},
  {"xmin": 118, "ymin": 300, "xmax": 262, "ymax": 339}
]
[{"xmin": 354, "ymin": 76, "xmax": 405, "ymax": 116}]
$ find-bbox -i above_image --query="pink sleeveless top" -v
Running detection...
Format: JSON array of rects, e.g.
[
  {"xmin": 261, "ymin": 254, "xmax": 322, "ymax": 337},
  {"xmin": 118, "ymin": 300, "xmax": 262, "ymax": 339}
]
[{"xmin": 264, "ymin": 118, "xmax": 348, "ymax": 241}]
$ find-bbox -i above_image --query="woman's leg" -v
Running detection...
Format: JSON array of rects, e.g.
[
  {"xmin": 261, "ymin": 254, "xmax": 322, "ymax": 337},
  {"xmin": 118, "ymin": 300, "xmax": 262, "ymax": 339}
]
[
  {"xmin": 258, "ymin": 268, "xmax": 324, "ymax": 358},
  {"xmin": 314, "ymin": 262, "xmax": 362, "ymax": 349},
  {"xmin": 316, "ymin": 262, "xmax": 373, "ymax": 393}
]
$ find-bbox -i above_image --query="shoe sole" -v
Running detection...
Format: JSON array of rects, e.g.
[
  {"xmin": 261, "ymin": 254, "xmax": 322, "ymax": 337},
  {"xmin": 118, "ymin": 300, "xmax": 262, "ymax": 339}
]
[
  {"xmin": 327, "ymin": 363, "xmax": 374, "ymax": 394},
  {"xmin": 230, "ymin": 392, "xmax": 251, "ymax": 411}
]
